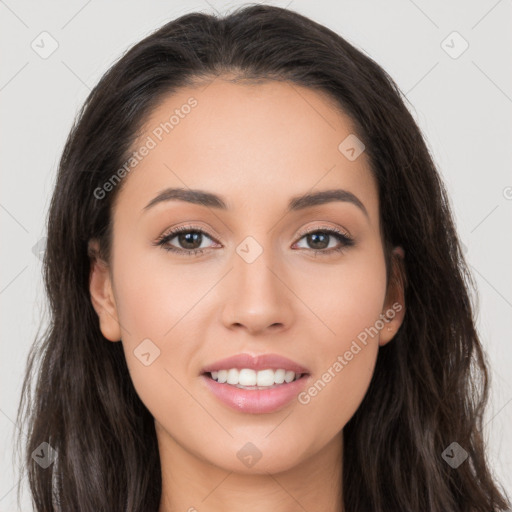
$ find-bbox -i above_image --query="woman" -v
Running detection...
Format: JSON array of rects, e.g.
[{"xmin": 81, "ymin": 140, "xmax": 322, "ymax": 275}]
[{"xmin": 15, "ymin": 4, "xmax": 511, "ymax": 511}]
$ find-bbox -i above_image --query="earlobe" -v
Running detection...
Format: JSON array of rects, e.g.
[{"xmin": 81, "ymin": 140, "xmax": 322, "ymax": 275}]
[
  {"xmin": 379, "ymin": 246, "xmax": 407, "ymax": 347},
  {"xmin": 88, "ymin": 239, "xmax": 122, "ymax": 342}
]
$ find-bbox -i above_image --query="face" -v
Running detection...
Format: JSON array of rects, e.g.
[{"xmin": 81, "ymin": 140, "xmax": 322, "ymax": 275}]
[{"xmin": 89, "ymin": 77, "xmax": 405, "ymax": 476}]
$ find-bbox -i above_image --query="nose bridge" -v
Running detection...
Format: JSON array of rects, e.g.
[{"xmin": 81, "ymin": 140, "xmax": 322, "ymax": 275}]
[
  {"xmin": 236, "ymin": 235, "xmax": 278, "ymax": 292},
  {"xmin": 221, "ymin": 230, "xmax": 293, "ymax": 332}
]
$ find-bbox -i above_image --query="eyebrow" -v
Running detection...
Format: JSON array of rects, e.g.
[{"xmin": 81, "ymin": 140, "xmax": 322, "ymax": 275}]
[{"xmin": 142, "ymin": 187, "xmax": 369, "ymax": 218}]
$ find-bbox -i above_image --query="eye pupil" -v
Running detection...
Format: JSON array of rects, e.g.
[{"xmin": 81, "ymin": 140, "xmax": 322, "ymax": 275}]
[
  {"xmin": 179, "ymin": 231, "xmax": 202, "ymax": 249},
  {"xmin": 308, "ymin": 232, "xmax": 329, "ymax": 249}
]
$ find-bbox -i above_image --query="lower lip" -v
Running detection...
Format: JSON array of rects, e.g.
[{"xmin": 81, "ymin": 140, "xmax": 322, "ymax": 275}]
[{"xmin": 200, "ymin": 374, "xmax": 310, "ymax": 414}]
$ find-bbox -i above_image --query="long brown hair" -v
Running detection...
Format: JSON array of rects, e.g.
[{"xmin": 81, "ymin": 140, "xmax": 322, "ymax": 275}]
[{"xmin": 15, "ymin": 4, "xmax": 511, "ymax": 511}]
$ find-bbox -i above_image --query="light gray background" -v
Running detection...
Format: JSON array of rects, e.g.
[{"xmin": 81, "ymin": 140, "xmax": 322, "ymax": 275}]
[{"xmin": 1, "ymin": 0, "xmax": 511, "ymax": 509}]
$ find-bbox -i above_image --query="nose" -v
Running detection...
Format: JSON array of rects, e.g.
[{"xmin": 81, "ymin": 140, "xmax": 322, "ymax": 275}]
[{"xmin": 220, "ymin": 243, "xmax": 294, "ymax": 335}]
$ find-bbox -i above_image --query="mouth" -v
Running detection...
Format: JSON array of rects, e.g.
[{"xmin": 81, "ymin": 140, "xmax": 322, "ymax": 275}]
[
  {"xmin": 199, "ymin": 369, "xmax": 311, "ymax": 414},
  {"xmin": 201, "ymin": 369, "xmax": 309, "ymax": 390}
]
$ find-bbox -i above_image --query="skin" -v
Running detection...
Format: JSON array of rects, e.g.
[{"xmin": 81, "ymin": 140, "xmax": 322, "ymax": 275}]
[{"xmin": 89, "ymin": 77, "xmax": 405, "ymax": 512}]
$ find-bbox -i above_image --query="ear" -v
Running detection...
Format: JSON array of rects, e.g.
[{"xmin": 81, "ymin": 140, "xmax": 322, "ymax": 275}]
[
  {"xmin": 88, "ymin": 239, "xmax": 122, "ymax": 342},
  {"xmin": 379, "ymin": 246, "xmax": 406, "ymax": 346}
]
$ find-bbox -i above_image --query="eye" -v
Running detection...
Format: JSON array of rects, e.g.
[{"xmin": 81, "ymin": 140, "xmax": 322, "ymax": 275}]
[
  {"xmin": 293, "ymin": 226, "xmax": 355, "ymax": 256},
  {"xmin": 153, "ymin": 224, "xmax": 355, "ymax": 257},
  {"xmin": 153, "ymin": 225, "xmax": 219, "ymax": 257}
]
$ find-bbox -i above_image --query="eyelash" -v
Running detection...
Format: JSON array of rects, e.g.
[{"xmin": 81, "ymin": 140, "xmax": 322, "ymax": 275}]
[
  {"xmin": 153, "ymin": 226, "xmax": 354, "ymax": 257},
  {"xmin": 153, "ymin": 224, "xmax": 355, "ymax": 258}
]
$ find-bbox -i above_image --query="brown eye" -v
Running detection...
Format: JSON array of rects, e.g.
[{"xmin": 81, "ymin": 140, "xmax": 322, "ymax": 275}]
[
  {"xmin": 294, "ymin": 228, "xmax": 354, "ymax": 256},
  {"xmin": 173, "ymin": 231, "xmax": 204, "ymax": 250},
  {"xmin": 154, "ymin": 226, "xmax": 218, "ymax": 256}
]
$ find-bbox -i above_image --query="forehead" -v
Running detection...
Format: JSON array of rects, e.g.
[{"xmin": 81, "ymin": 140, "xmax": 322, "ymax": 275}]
[{"xmin": 114, "ymin": 78, "xmax": 378, "ymax": 224}]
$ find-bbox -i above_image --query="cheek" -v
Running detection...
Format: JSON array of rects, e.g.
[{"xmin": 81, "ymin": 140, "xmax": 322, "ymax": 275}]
[
  {"xmin": 110, "ymin": 248, "xmax": 207, "ymax": 404},
  {"xmin": 113, "ymin": 244, "xmax": 209, "ymax": 340},
  {"xmin": 295, "ymin": 344, "xmax": 377, "ymax": 448},
  {"xmin": 292, "ymin": 248, "xmax": 387, "ymax": 427},
  {"xmin": 292, "ymin": 243, "xmax": 388, "ymax": 342}
]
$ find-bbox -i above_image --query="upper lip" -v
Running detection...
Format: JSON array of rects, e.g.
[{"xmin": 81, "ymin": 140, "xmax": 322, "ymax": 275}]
[{"xmin": 201, "ymin": 353, "xmax": 310, "ymax": 375}]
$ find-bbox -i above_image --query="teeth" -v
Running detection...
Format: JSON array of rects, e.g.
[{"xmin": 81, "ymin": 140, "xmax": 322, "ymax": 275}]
[{"xmin": 209, "ymin": 368, "xmax": 301, "ymax": 387}]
